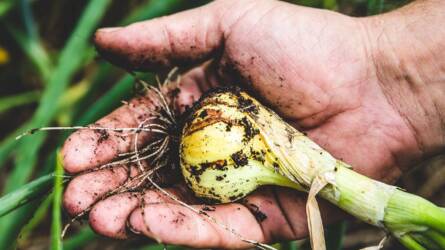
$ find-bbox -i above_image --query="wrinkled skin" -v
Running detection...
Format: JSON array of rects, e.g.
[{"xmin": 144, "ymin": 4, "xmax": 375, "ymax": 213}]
[{"xmin": 62, "ymin": 0, "xmax": 445, "ymax": 248}]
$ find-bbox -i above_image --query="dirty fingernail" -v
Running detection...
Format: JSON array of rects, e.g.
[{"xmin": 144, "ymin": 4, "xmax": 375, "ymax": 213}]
[{"xmin": 126, "ymin": 220, "xmax": 142, "ymax": 235}]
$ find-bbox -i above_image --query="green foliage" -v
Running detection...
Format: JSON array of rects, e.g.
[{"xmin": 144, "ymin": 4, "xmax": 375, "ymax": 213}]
[
  {"xmin": 279, "ymin": 241, "xmax": 300, "ymax": 250},
  {"xmin": 367, "ymin": 0, "xmax": 385, "ymax": 14},
  {"xmin": 63, "ymin": 227, "xmax": 97, "ymax": 250},
  {"xmin": 51, "ymin": 153, "xmax": 64, "ymax": 250},
  {"xmin": 0, "ymin": 0, "xmax": 16, "ymax": 17},
  {"xmin": 3, "ymin": 23, "xmax": 52, "ymax": 82},
  {"xmin": 325, "ymin": 222, "xmax": 347, "ymax": 250},
  {"xmin": 122, "ymin": 0, "xmax": 184, "ymax": 25},
  {"xmin": 0, "ymin": 173, "xmax": 53, "ymax": 217},
  {"xmin": 0, "ymin": 90, "xmax": 40, "ymax": 114},
  {"xmin": 0, "ymin": 0, "xmax": 111, "ymax": 248},
  {"xmin": 18, "ymin": 194, "xmax": 53, "ymax": 244}
]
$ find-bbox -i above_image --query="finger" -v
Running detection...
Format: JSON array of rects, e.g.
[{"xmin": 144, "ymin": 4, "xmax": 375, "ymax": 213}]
[
  {"xmin": 61, "ymin": 63, "xmax": 217, "ymax": 174},
  {"xmin": 63, "ymin": 165, "xmax": 138, "ymax": 216},
  {"xmin": 128, "ymin": 202, "xmax": 265, "ymax": 249},
  {"xmin": 88, "ymin": 192, "xmax": 140, "ymax": 239},
  {"xmin": 125, "ymin": 186, "xmax": 346, "ymax": 248},
  {"xmin": 63, "ymin": 158, "xmax": 182, "ymax": 218},
  {"xmin": 61, "ymin": 92, "xmax": 162, "ymax": 174},
  {"xmin": 94, "ymin": 2, "xmax": 224, "ymax": 71},
  {"xmin": 88, "ymin": 187, "xmax": 195, "ymax": 239},
  {"xmin": 174, "ymin": 61, "xmax": 221, "ymax": 112}
]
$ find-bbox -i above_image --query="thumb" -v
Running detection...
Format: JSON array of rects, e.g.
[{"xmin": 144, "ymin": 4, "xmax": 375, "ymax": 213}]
[{"xmin": 94, "ymin": 2, "xmax": 224, "ymax": 71}]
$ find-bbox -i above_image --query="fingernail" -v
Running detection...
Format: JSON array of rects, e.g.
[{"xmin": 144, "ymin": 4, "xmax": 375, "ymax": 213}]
[
  {"xmin": 126, "ymin": 220, "xmax": 142, "ymax": 235},
  {"xmin": 97, "ymin": 27, "xmax": 121, "ymax": 33}
]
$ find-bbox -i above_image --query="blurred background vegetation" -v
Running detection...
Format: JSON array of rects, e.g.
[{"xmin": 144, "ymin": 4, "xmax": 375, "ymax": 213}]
[{"xmin": 3, "ymin": 0, "xmax": 444, "ymax": 250}]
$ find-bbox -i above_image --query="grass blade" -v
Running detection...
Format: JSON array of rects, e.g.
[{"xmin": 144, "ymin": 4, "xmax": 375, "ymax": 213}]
[
  {"xmin": 17, "ymin": 193, "xmax": 53, "ymax": 246},
  {"xmin": 0, "ymin": 123, "xmax": 27, "ymax": 168},
  {"xmin": 56, "ymin": 78, "xmax": 92, "ymax": 126},
  {"xmin": 0, "ymin": 90, "xmax": 41, "ymax": 114},
  {"xmin": 122, "ymin": 0, "xmax": 183, "ymax": 25},
  {"xmin": 3, "ymin": 23, "xmax": 53, "ymax": 81},
  {"xmin": 279, "ymin": 241, "xmax": 299, "ymax": 250},
  {"xmin": 63, "ymin": 227, "xmax": 97, "ymax": 250},
  {"xmin": 51, "ymin": 153, "xmax": 64, "ymax": 250},
  {"xmin": 0, "ymin": 173, "xmax": 53, "ymax": 217},
  {"xmin": 0, "ymin": 200, "xmax": 47, "ymax": 249},
  {"xmin": 19, "ymin": 0, "xmax": 38, "ymax": 39},
  {"xmin": 5, "ymin": 0, "xmax": 52, "ymax": 81},
  {"xmin": 76, "ymin": 74, "xmax": 137, "ymax": 125},
  {"xmin": 323, "ymin": 0, "xmax": 337, "ymax": 10},
  {"xmin": 5, "ymin": 132, "xmax": 45, "ymax": 192},
  {"xmin": 68, "ymin": 63, "xmax": 115, "ymax": 120},
  {"xmin": 0, "ymin": 0, "xmax": 16, "ymax": 17},
  {"xmin": 367, "ymin": 0, "xmax": 385, "ymax": 15},
  {"xmin": 325, "ymin": 222, "xmax": 347, "ymax": 250}
]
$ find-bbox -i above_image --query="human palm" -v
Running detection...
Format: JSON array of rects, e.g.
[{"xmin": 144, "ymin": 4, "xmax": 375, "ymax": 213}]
[{"xmin": 62, "ymin": 0, "xmax": 419, "ymax": 248}]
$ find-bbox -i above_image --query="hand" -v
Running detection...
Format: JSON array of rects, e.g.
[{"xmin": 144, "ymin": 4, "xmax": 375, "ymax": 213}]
[{"xmin": 61, "ymin": 0, "xmax": 444, "ymax": 248}]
